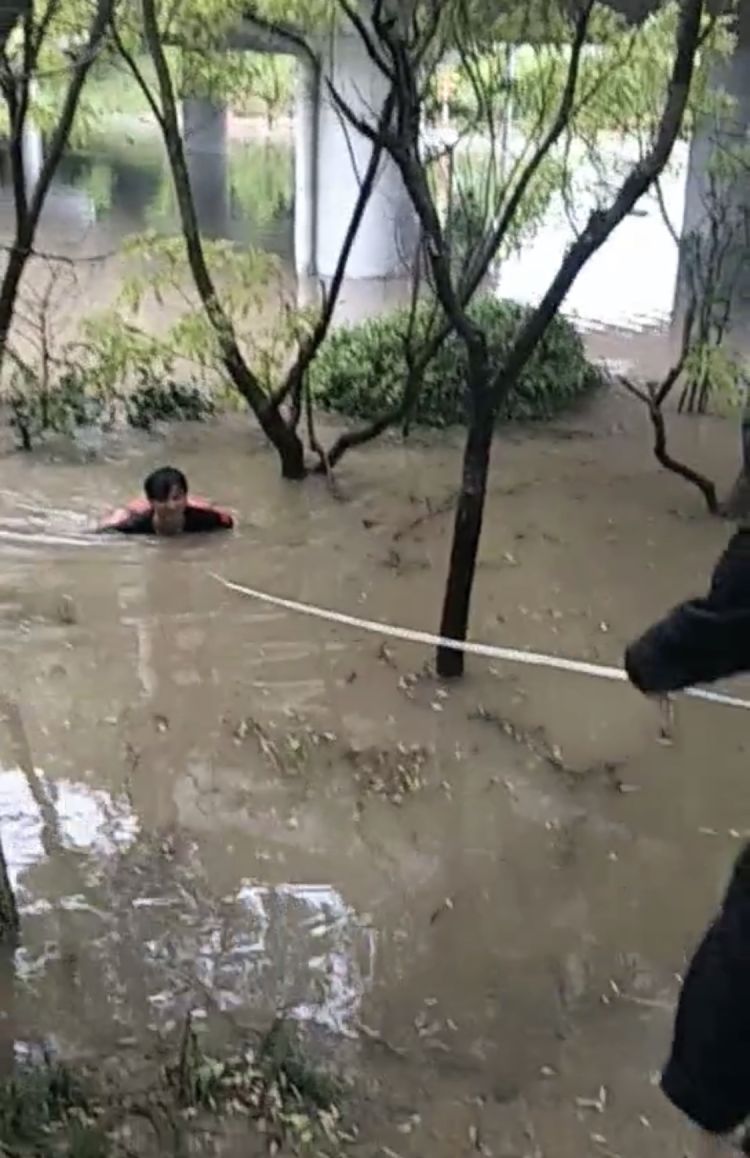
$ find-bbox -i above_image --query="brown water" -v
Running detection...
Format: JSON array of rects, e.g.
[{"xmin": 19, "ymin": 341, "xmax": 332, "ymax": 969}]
[{"xmin": 0, "ymin": 392, "xmax": 745, "ymax": 1155}]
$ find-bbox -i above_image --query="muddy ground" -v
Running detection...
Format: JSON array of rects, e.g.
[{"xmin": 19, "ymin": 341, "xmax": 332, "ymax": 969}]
[{"xmin": 0, "ymin": 384, "xmax": 745, "ymax": 1157}]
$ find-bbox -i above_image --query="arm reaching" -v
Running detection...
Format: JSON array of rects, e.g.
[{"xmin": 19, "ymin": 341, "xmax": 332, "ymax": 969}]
[{"xmin": 625, "ymin": 531, "xmax": 750, "ymax": 695}]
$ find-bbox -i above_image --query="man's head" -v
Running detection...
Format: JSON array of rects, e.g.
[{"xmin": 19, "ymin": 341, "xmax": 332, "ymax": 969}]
[{"xmin": 144, "ymin": 466, "xmax": 188, "ymax": 536}]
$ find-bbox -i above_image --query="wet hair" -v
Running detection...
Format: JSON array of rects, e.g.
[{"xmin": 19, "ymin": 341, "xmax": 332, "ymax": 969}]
[{"xmin": 144, "ymin": 466, "xmax": 188, "ymax": 502}]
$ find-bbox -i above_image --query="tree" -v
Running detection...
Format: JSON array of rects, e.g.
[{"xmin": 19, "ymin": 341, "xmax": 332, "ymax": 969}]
[
  {"xmin": 618, "ymin": 309, "xmax": 721, "ymax": 516},
  {"xmin": 109, "ymin": 0, "xmax": 722, "ymax": 674},
  {"xmin": 111, "ymin": 0, "xmax": 394, "ymax": 480},
  {"xmin": 619, "ymin": 148, "xmax": 750, "ymax": 517},
  {"xmin": 0, "ymin": 0, "xmax": 117, "ymax": 941},
  {"xmin": 0, "ymin": 0, "xmax": 117, "ymax": 375},
  {"xmin": 320, "ymin": 0, "xmax": 722, "ymax": 676}
]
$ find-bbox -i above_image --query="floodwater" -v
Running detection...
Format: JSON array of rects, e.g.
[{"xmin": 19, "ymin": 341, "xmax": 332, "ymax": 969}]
[
  {"xmin": 0, "ymin": 393, "xmax": 746, "ymax": 1155},
  {"xmin": 0, "ymin": 111, "xmax": 740, "ymax": 1154}
]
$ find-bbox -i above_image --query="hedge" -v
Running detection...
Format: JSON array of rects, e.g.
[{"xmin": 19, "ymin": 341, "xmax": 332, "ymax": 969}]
[{"xmin": 310, "ymin": 297, "xmax": 602, "ymax": 428}]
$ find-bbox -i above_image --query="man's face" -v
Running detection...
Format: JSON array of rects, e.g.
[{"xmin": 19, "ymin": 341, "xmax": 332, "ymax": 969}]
[{"xmin": 151, "ymin": 486, "xmax": 188, "ymax": 536}]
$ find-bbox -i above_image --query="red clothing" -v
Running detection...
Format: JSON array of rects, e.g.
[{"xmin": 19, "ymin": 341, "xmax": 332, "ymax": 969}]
[{"xmin": 99, "ymin": 497, "xmax": 233, "ymax": 535}]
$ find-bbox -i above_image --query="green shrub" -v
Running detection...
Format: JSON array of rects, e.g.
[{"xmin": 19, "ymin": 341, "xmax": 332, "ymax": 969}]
[
  {"xmin": 310, "ymin": 297, "xmax": 602, "ymax": 429},
  {"xmin": 7, "ymin": 368, "xmax": 216, "ymax": 451},
  {"xmin": 124, "ymin": 375, "xmax": 217, "ymax": 430}
]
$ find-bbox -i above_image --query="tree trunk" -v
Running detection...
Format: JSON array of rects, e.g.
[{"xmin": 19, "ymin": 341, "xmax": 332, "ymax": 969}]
[
  {"xmin": 437, "ymin": 388, "xmax": 494, "ymax": 678},
  {"xmin": 0, "ymin": 833, "xmax": 18, "ymax": 943},
  {"xmin": 0, "ymin": 241, "xmax": 30, "ymax": 364},
  {"xmin": 264, "ymin": 405, "xmax": 306, "ymax": 479},
  {"xmin": 723, "ymin": 389, "xmax": 750, "ymax": 519}
]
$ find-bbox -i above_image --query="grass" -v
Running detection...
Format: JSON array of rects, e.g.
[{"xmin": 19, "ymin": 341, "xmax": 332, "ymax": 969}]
[
  {"xmin": 0, "ymin": 1018, "xmax": 347, "ymax": 1157},
  {"xmin": 0, "ymin": 1054, "xmax": 106, "ymax": 1156}
]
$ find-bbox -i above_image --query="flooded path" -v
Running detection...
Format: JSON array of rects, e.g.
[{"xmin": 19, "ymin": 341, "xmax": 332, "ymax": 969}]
[{"xmin": 0, "ymin": 398, "xmax": 745, "ymax": 1155}]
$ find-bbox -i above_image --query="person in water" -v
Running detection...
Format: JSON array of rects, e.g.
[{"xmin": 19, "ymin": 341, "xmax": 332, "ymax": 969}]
[
  {"xmin": 625, "ymin": 527, "xmax": 750, "ymax": 1155},
  {"xmin": 99, "ymin": 466, "xmax": 234, "ymax": 536}
]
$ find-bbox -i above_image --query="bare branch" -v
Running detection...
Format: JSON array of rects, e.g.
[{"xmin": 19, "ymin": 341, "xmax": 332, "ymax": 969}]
[
  {"xmin": 0, "ymin": 0, "xmax": 115, "ymax": 367},
  {"xmin": 110, "ymin": 15, "xmax": 166, "ymax": 131},
  {"xmin": 26, "ymin": 0, "xmax": 113, "ymax": 229},
  {"xmin": 466, "ymin": 0, "xmax": 595, "ymax": 292},
  {"xmin": 337, "ymin": 0, "xmax": 394, "ymax": 80},
  {"xmin": 654, "ymin": 176, "xmax": 680, "ymax": 245},
  {"xmin": 274, "ymin": 91, "xmax": 396, "ymax": 411},
  {"xmin": 490, "ymin": 0, "xmax": 707, "ymax": 407},
  {"xmin": 120, "ymin": 0, "xmax": 306, "ymax": 476}
]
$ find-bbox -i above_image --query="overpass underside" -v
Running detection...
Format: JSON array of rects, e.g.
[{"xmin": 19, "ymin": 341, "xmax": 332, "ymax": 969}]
[{"xmin": 183, "ymin": 2, "xmax": 750, "ymax": 337}]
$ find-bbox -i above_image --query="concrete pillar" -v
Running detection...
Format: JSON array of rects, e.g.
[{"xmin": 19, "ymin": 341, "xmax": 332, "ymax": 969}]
[
  {"xmin": 181, "ymin": 97, "xmax": 230, "ymax": 239},
  {"xmin": 21, "ymin": 122, "xmax": 42, "ymax": 196},
  {"xmin": 673, "ymin": 8, "xmax": 750, "ymax": 344},
  {"xmin": 295, "ymin": 27, "xmax": 418, "ymax": 280},
  {"xmin": 294, "ymin": 59, "xmax": 318, "ymax": 277}
]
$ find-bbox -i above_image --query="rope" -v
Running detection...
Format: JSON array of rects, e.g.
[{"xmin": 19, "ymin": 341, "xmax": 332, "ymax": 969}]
[{"xmin": 210, "ymin": 573, "xmax": 750, "ymax": 712}]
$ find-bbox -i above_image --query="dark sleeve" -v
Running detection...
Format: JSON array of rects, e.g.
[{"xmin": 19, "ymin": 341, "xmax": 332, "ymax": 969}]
[
  {"xmin": 624, "ymin": 531, "xmax": 750, "ymax": 694},
  {"xmin": 97, "ymin": 511, "xmax": 152, "ymax": 535},
  {"xmin": 185, "ymin": 506, "xmax": 234, "ymax": 533}
]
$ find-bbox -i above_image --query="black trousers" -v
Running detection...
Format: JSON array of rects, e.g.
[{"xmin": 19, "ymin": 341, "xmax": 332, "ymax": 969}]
[{"xmin": 661, "ymin": 843, "xmax": 750, "ymax": 1139}]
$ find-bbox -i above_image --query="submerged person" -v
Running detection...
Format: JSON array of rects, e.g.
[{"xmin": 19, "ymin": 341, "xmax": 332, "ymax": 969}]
[
  {"xmin": 98, "ymin": 466, "xmax": 234, "ymax": 536},
  {"xmin": 624, "ymin": 527, "xmax": 750, "ymax": 1156}
]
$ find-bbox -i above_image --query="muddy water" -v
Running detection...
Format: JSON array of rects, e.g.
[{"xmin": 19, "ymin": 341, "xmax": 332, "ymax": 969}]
[{"xmin": 0, "ymin": 399, "xmax": 745, "ymax": 1155}]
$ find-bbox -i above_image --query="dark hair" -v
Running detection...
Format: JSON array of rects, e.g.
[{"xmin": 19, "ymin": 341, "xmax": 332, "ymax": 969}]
[{"xmin": 144, "ymin": 466, "xmax": 188, "ymax": 502}]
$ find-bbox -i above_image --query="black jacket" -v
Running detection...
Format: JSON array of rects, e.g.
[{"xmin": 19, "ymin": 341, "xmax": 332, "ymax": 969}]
[
  {"xmin": 624, "ymin": 529, "xmax": 750, "ymax": 694},
  {"xmin": 626, "ymin": 532, "xmax": 750, "ymax": 1135},
  {"xmin": 661, "ymin": 841, "xmax": 750, "ymax": 1135}
]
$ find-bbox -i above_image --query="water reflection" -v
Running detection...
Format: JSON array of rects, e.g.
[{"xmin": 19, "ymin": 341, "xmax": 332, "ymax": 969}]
[
  {"xmin": 0, "ymin": 118, "xmax": 684, "ymax": 329},
  {"xmin": 0, "ymin": 764, "xmax": 374, "ymax": 1045},
  {"xmin": 0, "ymin": 130, "xmax": 296, "ymax": 257}
]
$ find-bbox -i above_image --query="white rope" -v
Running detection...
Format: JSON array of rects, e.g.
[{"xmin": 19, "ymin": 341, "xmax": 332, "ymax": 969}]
[{"xmin": 210, "ymin": 573, "xmax": 750, "ymax": 712}]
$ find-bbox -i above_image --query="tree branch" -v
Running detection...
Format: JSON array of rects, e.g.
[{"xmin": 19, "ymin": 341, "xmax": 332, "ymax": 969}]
[
  {"xmin": 465, "ymin": 0, "xmax": 595, "ymax": 293},
  {"xmin": 26, "ymin": 0, "xmax": 113, "ymax": 230},
  {"xmin": 109, "ymin": 16, "xmax": 166, "ymax": 131},
  {"xmin": 337, "ymin": 0, "xmax": 395, "ymax": 80},
  {"xmin": 489, "ymin": 0, "xmax": 706, "ymax": 408},
  {"xmin": 274, "ymin": 91, "xmax": 395, "ymax": 412},
  {"xmin": 0, "ymin": 0, "xmax": 115, "ymax": 365},
  {"xmin": 136, "ymin": 0, "xmax": 271, "ymax": 419}
]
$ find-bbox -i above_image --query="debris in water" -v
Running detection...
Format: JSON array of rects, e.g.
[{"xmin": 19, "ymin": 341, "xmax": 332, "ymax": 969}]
[
  {"xmin": 377, "ymin": 642, "xmax": 397, "ymax": 668},
  {"xmin": 430, "ymin": 896, "xmax": 455, "ymax": 924},
  {"xmin": 576, "ymin": 1085, "xmax": 608, "ymax": 1113},
  {"xmin": 56, "ymin": 594, "xmax": 77, "ymax": 625},
  {"xmin": 346, "ymin": 742, "xmax": 430, "ymax": 804}
]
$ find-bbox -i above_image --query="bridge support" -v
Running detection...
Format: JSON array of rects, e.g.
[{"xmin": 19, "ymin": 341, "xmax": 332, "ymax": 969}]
[{"xmin": 294, "ymin": 29, "xmax": 418, "ymax": 280}]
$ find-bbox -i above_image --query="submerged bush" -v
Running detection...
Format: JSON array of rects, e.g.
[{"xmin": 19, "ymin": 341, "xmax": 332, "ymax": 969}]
[
  {"xmin": 310, "ymin": 297, "xmax": 602, "ymax": 428},
  {"xmin": 7, "ymin": 369, "xmax": 216, "ymax": 451},
  {"xmin": 124, "ymin": 376, "xmax": 217, "ymax": 431}
]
